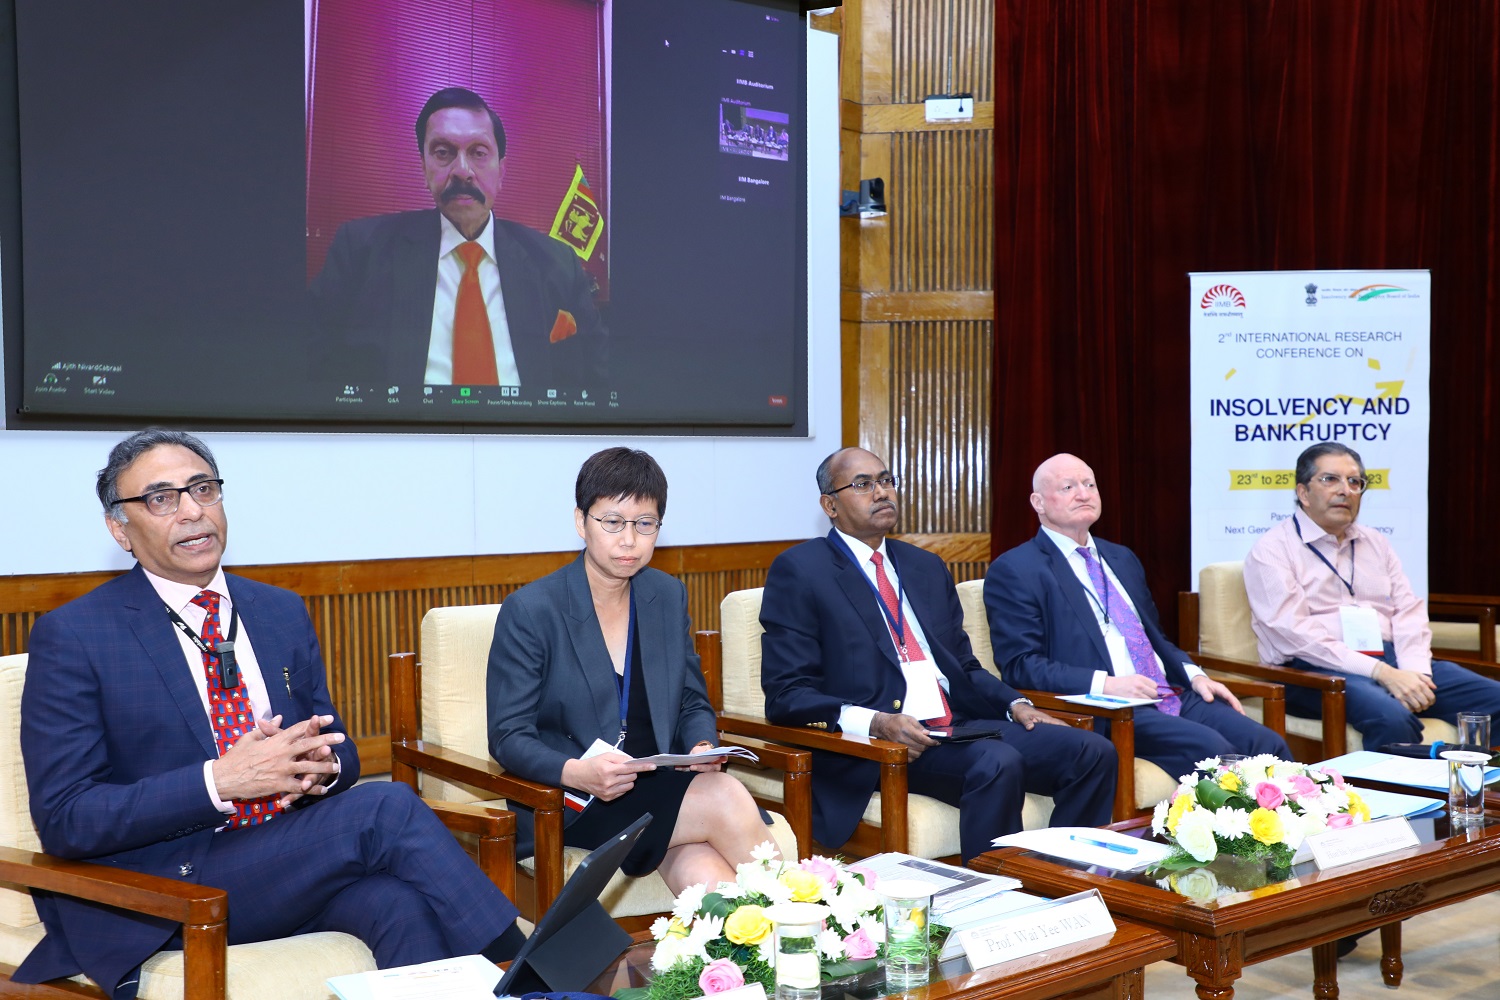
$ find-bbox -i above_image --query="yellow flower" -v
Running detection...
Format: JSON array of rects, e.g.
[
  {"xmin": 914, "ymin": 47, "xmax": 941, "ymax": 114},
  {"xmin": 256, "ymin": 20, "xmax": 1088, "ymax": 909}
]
[
  {"xmin": 1166, "ymin": 792, "xmax": 1194, "ymax": 835},
  {"xmin": 1217, "ymin": 771, "xmax": 1242, "ymax": 792},
  {"xmin": 664, "ymin": 918, "xmax": 690, "ymax": 939},
  {"xmin": 780, "ymin": 869, "xmax": 825, "ymax": 902},
  {"xmin": 724, "ymin": 904, "xmax": 772, "ymax": 945},
  {"xmin": 1346, "ymin": 791, "xmax": 1371, "ymax": 823},
  {"xmin": 1249, "ymin": 808, "xmax": 1285, "ymax": 846}
]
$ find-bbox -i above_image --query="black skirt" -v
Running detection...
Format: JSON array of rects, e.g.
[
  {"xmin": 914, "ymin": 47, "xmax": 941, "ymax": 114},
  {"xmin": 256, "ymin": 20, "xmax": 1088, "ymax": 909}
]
[{"xmin": 562, "ymin": 767, "xmax": 695, "ymax": 876}]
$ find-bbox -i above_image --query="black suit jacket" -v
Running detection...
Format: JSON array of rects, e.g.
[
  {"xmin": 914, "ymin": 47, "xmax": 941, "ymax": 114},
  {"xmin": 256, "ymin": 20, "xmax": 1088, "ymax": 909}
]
[
  {"xmin": 17, "ymin": 566, "xmax": 356, "ymax": 995},
  {"xmin": 310, "ymin": 209, "xmax": 607, "ymax": 387},
  {"xmin": 759, "ymin": 532, "xmax": 1025, "ymax": 847},
  {"xmin": 984, "ymin": 529, "xmax": 1195, "ymax": 693},
  {"xmin": 487, "ymin": 557, "xmax": 717, "ymax": 812}
]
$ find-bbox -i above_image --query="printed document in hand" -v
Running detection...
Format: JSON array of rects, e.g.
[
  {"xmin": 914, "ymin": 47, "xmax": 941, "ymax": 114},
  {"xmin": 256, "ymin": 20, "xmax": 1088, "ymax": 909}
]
[
  {"xmin": 992, "ymin": 827, "xmax": 1173, "ymax": 871},
  {"xmin": 564, "ymin": 739, "xmax": 762, "ymax": 810},
  {"xmin": 327, "ymin": 954, "xmax": 499, "ymax": 1000}
]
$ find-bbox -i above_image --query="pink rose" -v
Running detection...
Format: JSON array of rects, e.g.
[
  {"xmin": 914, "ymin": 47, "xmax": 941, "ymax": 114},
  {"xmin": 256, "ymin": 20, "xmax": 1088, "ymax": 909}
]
[
  {"xmin": 1327, "ymin": 813, "xmax": 1354, "ymax": 829},
  {"xmin": 1322, "ymin": 767, "xmax": 1346, "ymax": 788},
  {"xmin": 1254, "ymin": 782, "xmax": 1285, "ymax": 810},
  {"xmin": 800, "ymin": 856, "xmax": 841, "ymax": 887},
  {"xmin": 699, "ymin": 958, "xmax": 746, "ymax": 994},
  {"xmin": 843, "ymin": 928, "xmax": 877, "ymax": 960},
  {"xmin": 1286, "ymin": 775, "xmax": 1318, "ymax": 799},
  {"xmin": 846, "ymin": 864, "xmax": 877, "ymax": 889}
]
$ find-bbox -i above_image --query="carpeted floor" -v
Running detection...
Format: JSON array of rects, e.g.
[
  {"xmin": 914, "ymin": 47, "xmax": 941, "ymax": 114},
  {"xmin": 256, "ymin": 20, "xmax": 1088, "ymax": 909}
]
[{"xmin": 1143, "ymin": 891, "xmax": 1500, "ymax": 999}]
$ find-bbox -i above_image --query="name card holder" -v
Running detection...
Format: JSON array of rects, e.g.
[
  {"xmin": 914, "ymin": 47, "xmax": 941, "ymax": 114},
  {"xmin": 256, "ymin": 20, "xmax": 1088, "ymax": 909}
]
[
  {"xmin": 1306, "ymin": 816, "xmax": 1421, "ymax": 871},
  {"xmin": 955, "ymin": 889, "xmax": 1115, "ymax": 970},
  {"xmin": 691, "ymin": 982, "xmax": 768, "ymax": 1000}
]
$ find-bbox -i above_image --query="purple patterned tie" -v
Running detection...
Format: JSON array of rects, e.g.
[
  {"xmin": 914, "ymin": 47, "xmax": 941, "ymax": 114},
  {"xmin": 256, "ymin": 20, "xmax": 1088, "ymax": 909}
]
[{"xmin": 1076, "ymin": 547, "xmax": 1181, "ymax": 716}]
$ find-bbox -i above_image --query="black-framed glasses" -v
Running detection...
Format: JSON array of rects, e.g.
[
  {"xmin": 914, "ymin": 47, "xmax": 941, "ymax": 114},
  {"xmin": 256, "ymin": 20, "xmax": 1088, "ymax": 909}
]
[
  {"xmin": 112, "ymin": 479, "xmax": 225, "ymax": 517},
  {"xmin": 589, "ymin": 513, "xmax": 662, "ymax": 535},
  {"xmin": 824, "ymin": 475, "xmax": 899, "ymax": 497},
  {"xmin": 1312, "ymin": 473, "xmax": 1368, "ymax": 494}
]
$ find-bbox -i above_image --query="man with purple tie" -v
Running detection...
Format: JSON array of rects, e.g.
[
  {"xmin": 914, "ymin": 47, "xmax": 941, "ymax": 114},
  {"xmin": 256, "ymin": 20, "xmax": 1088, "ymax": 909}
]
[
  {"xmin": 759, "ymin": 447, "xmax": 1116, "ymax": 863},
  {"xmin": 984, "ymin": 453, "xmax": 1288, "ymax": 781}
]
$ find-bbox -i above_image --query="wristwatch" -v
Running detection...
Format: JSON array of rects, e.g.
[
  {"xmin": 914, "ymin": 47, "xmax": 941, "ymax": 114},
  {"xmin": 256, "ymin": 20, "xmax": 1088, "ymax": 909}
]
[{"xmin": 1007, "ymin": 697, "xmax": 1033, "ymax": 722}]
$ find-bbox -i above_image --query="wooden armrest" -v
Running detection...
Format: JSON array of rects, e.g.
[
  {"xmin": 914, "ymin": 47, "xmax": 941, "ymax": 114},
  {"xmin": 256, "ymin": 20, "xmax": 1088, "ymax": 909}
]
[
  {"xmin": 0, "ymin": 845, "xmax": 226, "ymax": 925},
  {"xmin": 717, "ymin": 714, "xmax": 910, "ymax": 763},
  {"xmin": 1195, "ymin": 653, "xmax": 1347, "ymax": 692},
  {"xmin": 1429, "ymin": 593, "xmax": 1500, "ymax": 609},
  {"xmin": 427, "ymin": 801, "xmax": 517, "ymax": 902},
  {"xmin": 390, "ymin": 740, "xmax": 564, "ymax": 811},
  {"xmin": 1219, "ymin": 678, "xmax": 1282, "ymax": 700},
  {"xmin": 1019, "ymin": 690, "xmax": 1133, "ymax": 721},
  {"xmin": 716, "ymin": 734, "xmax": 812, "ymax": 774}
]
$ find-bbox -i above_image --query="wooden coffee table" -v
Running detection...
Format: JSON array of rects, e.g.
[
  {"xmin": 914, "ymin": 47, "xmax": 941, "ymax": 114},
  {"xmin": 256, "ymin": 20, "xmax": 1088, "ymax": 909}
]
[
  {"xmin": 588, "ymin": 921, "xmax": 1175, "ymax": 1000},
  {"xmin": 970, "ymin": 813, "xmax": 1500, "ymax": 1000}
]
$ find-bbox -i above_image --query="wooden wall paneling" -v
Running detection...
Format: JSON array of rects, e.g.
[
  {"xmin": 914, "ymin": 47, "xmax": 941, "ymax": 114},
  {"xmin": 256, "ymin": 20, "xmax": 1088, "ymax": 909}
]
[
  {"xmin": 845, "ymin": 0, "xmax": 895, "ymax": 105},
  {"xmin": 892, "ymin": 129, "xmax": 993, "ymax": 292},
  {"xmin": 856, "ymin": 323, "xmax": 894, "ymax": 462},
  {"xmin": 891, "ymin": 0, "xmax": 993, "ymax": 104}
]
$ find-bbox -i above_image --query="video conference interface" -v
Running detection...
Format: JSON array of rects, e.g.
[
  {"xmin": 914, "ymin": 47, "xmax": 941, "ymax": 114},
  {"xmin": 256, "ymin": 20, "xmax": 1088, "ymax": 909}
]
[{"xmin": 4, "ymin": 0, "xmax": 806, "ymax": 431}]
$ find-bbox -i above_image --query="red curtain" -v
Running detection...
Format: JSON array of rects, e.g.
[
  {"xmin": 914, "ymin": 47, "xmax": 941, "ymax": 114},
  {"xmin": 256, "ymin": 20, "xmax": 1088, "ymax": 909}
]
[{"xmin": 991, "ymin": 0, "xmax": 1500, "ymax": 631}]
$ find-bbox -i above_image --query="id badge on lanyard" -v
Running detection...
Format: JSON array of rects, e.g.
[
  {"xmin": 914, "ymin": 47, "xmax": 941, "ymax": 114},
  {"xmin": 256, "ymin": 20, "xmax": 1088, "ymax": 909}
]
[{"xmin": 1338, "ymin": 605, "xmax": 1384, "ymax": 656}]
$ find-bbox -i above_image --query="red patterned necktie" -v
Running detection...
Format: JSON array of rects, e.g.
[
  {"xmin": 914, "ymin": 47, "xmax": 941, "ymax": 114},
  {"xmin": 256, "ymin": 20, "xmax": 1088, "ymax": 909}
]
[
  {"xmin": 452, "ymin": 241, "xmax": 499, "ymax": 384},
  {"xmin": 870, "ymin": 551, "xmax": 952, "ymax": 726},
  {"xmin": 191, "ymin": 591, "xmax": 283, "ymax": 827},
  {"xmin": 1076, "ymin": 547, "xmax": 1181, "ymax": 715}
]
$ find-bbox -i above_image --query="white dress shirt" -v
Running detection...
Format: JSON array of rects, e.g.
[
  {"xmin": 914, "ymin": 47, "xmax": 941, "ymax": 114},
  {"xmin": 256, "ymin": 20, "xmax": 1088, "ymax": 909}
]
[
  {"xmin": 424, "ymin": 213, "xmax": 522, "ymax": 386},
  {"xmin": 832, "ymin": 530, "xmax": 951, "ymax": 736},
  {"xmin": 144, "ymin": 567, "xmax": 338, "ymax": 816},
  {"xmin": 1038, "ymin": 526, "xmax": 1202, "ymax": 694}
]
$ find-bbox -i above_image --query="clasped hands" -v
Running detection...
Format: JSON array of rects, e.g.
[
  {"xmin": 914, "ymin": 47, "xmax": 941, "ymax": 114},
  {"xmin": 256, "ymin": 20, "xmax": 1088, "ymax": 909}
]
[
  {"xmin": 870, "ymin": 703, "xmax": 1064, "ymax": 761},
  {"xmin": 211, "ymin": 713, "xmax": 344, "ymax": 809}
]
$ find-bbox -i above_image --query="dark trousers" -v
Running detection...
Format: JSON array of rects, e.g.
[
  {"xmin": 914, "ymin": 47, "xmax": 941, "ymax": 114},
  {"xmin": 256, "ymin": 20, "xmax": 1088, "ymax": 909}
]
[
  {"xmin": 1288, "ymin": 643, "xmax": 1500, "ymax": 751},
  {"xmin": 173, "ymin": 783, "xmax": 517, "ymax": 967},
  {"xmin": 1123, "ymin": 690, "xmax": 1292, "ymax": 781},
  {"xmin": 910, "ymin": 718, "xmax": 1117, "ymax": 863}
]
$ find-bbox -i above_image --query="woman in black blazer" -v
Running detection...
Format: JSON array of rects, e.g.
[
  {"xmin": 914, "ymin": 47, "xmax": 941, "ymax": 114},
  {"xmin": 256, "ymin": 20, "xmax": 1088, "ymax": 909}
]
[{"xmin": 487, "ymin": 447, "xmax": 772, "ymax": 891}]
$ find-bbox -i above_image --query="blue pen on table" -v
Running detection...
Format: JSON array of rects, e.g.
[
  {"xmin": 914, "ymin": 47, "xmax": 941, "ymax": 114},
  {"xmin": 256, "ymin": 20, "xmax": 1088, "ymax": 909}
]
[
  {"xmin": 1086, "ymin": 694, "xmax": 1135, "ymax": 705},
  {"xmin": 1068, "ymin": 834, "xmax": 1139, "ymax": 855}
]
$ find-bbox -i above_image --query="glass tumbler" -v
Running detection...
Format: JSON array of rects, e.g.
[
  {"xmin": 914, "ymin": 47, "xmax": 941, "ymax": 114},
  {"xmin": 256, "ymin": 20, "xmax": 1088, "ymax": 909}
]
[
  {"xmin": 878, "ymin": 880, "xmax": 937, "ymax": 991},
  {"xmin": 764, "ymin": 902, "xmax": 828, "ymax": 1000}
]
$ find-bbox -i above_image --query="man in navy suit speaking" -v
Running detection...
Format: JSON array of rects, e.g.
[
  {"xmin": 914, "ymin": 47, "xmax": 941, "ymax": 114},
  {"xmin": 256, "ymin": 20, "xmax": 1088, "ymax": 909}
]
[
  {"xmin": 17, "ymin": 429, "xmax": 520, "ymax": 998},
  {"xmin": 310, "ymin": 87, "xmax": 605, "ymax": 391},
  {"xmin": 984, "ymin": 453, "xmax": 1288, "ymax": 782},
  {"xmin": 758, "ymin": 447, "xmax": 1116, "ymax": 863}
]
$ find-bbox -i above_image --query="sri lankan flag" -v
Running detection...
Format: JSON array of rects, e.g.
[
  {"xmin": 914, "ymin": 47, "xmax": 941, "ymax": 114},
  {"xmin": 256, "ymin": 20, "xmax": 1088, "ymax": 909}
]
[{"xmin": 549, "ymin": 165, "xmax": 604, "ymax": 260}]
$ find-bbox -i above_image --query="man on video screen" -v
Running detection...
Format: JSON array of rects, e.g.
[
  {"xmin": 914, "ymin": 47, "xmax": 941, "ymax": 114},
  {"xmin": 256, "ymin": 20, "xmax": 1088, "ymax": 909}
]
[{"xmin": 310, "ymin": 87, "xmax": 606, "ymax": 390}]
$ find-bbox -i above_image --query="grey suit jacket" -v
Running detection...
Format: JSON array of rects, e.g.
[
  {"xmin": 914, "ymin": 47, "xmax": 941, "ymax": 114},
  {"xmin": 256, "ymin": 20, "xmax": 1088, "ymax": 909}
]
[{"xmin": 486, "ymin": 556, "xmax": 717, "ymax": 795}]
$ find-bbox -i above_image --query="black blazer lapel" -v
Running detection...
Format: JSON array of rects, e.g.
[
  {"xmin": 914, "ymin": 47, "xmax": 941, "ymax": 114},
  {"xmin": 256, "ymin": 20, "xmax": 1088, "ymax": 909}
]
[
  {"xmin": 492, "ymin": 220, "xmax": 549, "ymax": 387},
  {"xmin": 633, "ymin": 576, "xmax": 679, "ymax": 754},
  {"xmin": 122, "ymin": 569, "xmax": 217, "ymax": 759},
  {"xmin": 563, "ymin": 557, "xmax": 625, "ymax": 741},
  {"xmin": 392, "ymin": 211, "xmax": 441, "ymax": 383},
  {"xmin": 1034, "ymin": 531, "xmax": 1112, "ymax": 666}
]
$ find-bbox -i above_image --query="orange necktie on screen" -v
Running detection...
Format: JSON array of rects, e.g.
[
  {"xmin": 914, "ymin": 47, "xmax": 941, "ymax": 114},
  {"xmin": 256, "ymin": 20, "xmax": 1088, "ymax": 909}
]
[{"xmin": 452, "ymin": 241, "xmax": 498, "ymax": 384}]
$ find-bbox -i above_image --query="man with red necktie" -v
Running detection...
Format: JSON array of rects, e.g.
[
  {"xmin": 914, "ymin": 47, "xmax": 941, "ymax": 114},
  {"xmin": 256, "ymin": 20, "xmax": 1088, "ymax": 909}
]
[
  {"xmin": 759, "ymin": 447, "xmax": 1117, "ymax": 863},
  {"xmin": 17, "ymin": 429, "xmax": 521, "ymax": 999},
  {"xmin": 985, "ymin": 453, "xmax": 1289, "ymax": 784}
]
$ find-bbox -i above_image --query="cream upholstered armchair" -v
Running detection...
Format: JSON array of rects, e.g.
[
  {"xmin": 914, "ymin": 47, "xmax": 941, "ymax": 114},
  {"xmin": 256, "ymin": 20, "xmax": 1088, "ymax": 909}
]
[
  {"xmin": 696, "ymin": 588, "xmax": 1067, "ymax": 864},
  {"xmin": 389, "ymin": 604, "xmax": 808, "ymax": 926},
  {"xmin": 0, "ymin": 653, "xmax": 514, "ymax": 1000},
  {"xmin": 1179, "ymin": 560, "xmax": 1489, "ymax": 757},
  {"xmin": 953, "ymin": 580, "xmax": 1186, "ymax": 818}
]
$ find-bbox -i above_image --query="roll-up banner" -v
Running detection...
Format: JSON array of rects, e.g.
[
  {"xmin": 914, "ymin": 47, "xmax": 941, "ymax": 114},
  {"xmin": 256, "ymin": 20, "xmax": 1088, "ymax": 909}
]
[{"xmin": 1189, "ymin": 271, "xmax": 1431, "ymax": 596}]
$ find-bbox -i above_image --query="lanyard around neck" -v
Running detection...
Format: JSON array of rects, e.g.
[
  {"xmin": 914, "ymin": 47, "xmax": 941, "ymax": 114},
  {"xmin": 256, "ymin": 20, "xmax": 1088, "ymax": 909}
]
[
  {"xmin": 614, "ymin": 586, "xmax": 638, "ymax": 744},
  {"xmin": 1293, "ymin": 513, "xmax": 1356, "ymax": 596},
  {"xmin": 165, "ymin": 602, "xmax": 241, "ymax": 687},
  {"xmin": 828, "ymin": 532, "xmax": 911, "ymax": 656}
]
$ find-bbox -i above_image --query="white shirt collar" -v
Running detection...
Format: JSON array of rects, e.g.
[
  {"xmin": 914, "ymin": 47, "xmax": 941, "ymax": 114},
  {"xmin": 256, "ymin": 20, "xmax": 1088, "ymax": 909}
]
[
  {"xmin": 142, "ymin": 565, "xmax": 231, "ymax": 614},
  {"xmin": 834, "ymin": 527, "xmax": 889, "ymax": 567},
  {"xmin": 437, "ymin": 211, "xmax": 496, "ymax": 262},
  {"xmin": 1292, "ymin": 506, "xmax": 1365, "ymax": 546},
  {"xmin": 1040, "ymin": 524, "xmax": 1095, "ymax": 559}
]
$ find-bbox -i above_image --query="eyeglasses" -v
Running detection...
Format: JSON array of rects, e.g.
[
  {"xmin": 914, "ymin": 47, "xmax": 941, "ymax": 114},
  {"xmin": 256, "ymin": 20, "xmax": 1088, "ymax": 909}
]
[
  {"xmin": 589, "ymin": 514, "xmax": 662, "ymax": 535},
  {"xmin": 112, "ymin": 479, "xmax": 225, "ymax": 517},
  {"xmin": 1312, "ymin": 473, "xmax": 1368, "ymax": 493},
  {"xmin": 824, "ymin": 475, "xmax": 900, "ymax": 497}
]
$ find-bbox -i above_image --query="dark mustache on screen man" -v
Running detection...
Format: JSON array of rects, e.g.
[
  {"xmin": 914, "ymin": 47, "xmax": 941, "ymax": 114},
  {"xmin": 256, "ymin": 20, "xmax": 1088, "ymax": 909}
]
[{"xmin": 441, "ymin": 179, "xmax": 486, "ymax": 204}]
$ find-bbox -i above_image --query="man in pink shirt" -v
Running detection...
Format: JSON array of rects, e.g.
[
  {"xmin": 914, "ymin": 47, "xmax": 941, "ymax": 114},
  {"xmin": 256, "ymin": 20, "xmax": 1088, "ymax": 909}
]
[{"xmin": 1243, "ymin": 442, "xmax": 1500, "ymax": 750}]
